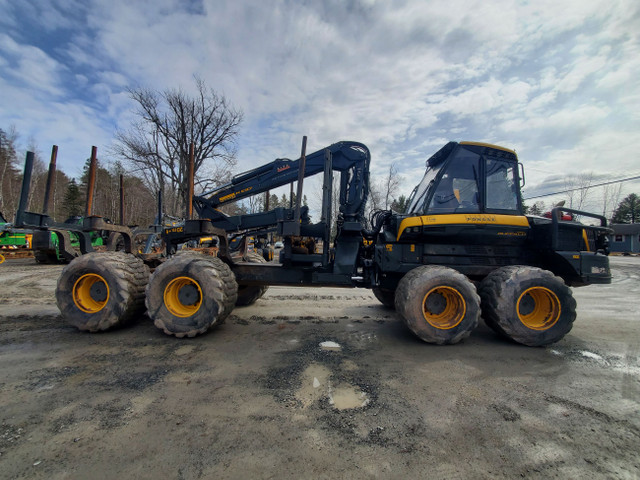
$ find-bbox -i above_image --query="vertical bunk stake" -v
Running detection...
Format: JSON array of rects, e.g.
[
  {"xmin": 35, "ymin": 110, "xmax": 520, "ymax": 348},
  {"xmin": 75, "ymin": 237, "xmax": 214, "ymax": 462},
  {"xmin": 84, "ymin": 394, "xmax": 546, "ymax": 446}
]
[
  {"xmin": 42, "ymin": 145, "xmax": 58, "ymax": 215},
  {"xmin": 293, "ymin": 136, "xmax": 307, "ymax": 225},
  {"xmin": 15, "ymin": 151, "xmax": 35, "ymax": 226},
  {"xmin": 85, "ymin": 146, "xmax": 98, "ymax": 217},
  {"xmin": 187, "ymin": 142, "xmax": 195, "ymax": 220}
]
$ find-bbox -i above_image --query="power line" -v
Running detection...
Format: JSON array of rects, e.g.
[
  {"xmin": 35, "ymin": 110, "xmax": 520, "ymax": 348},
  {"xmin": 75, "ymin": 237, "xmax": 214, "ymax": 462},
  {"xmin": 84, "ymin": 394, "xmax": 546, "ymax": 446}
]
[{"xmin": 523, "ymin": 174, "xmax": 640, "ymax": 200}]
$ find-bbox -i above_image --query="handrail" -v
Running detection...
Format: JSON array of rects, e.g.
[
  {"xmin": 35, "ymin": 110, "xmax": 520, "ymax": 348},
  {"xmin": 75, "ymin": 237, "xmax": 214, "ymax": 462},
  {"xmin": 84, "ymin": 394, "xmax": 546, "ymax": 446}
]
[{"xmin": 550, "ymin": 207, "xmax": 613, "ymax": 251}]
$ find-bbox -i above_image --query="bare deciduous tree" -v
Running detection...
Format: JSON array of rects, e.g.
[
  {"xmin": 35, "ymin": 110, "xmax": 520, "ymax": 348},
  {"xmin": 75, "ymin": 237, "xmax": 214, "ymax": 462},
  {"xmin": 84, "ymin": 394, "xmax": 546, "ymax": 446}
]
[
  {"xmin": 563, "ymin": 172, "xmax": 595, "ymax": 221},
  {"xmin": 602, "ymin": 182, "xmax": 623, "ymax": 220},
  {"xmin": 309, "ymin": 176, "xmax": 342, "ymax": 240},
  {"xmin": 382, "ymin": 163, "xmax": 400, "ymax": 210},
  {"xmin": 564, "ymin": 172, "xmax": 594, "ymax": 211},
  {"xmin": 112, "ymin": 77, "xmax": 243, "ymax": 217},
  {"xmin": 0, "ymin": 127, "xmax": 20, "ymax": 219},
  {"xmin": 365, "ymin": 163, "xmax": 400, "ymax": 223}
]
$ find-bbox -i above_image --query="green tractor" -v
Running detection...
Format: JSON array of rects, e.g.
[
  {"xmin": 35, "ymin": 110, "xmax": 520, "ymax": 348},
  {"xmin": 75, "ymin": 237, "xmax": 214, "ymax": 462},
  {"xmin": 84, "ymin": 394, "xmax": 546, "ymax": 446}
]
[
  {"xmin": 0, "ymin": 211, "xmax": 32, "ymax": 262},
  {"xmin": 31, "ymin": 216, "xmax": 110, "ymax": 264}
]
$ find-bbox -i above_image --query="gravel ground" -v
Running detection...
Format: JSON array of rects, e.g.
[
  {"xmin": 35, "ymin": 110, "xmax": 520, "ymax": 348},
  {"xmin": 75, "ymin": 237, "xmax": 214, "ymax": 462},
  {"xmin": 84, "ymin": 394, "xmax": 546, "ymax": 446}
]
[{"xmin": 0, "ymin": 256, "xmax": 638, "ymax": 479}]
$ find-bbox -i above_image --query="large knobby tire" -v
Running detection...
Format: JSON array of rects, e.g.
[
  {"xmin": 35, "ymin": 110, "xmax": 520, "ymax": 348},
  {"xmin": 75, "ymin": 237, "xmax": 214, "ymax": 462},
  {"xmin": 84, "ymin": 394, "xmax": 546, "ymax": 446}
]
[
  {"xmin": 372, "ymin": 287, "xmax": 395, "ymax": 309},
  {"xmin": 209, "ymin": 256, "xmax": 239, "ymax": 319},
  {"xmin": 235, "ymin": 252, "xmax": 269, "ymax": 307},
  {"xmin": 145, "ymin": 253, "xmax": 238, "ymax": 338},
  {"xmin": 479, "ymin": 266, "xmax": 576, "ymax": 346},
  {"xmin": 395, "ymin": 266, "xmax": 480, "ymax": 345},
  {"xmin": 55, "ymin": 252, "xmax": 149, "ymax": 332},
  {"xmin": 174, "ymin": 251, "xmax": 238, "ymax": 316}
]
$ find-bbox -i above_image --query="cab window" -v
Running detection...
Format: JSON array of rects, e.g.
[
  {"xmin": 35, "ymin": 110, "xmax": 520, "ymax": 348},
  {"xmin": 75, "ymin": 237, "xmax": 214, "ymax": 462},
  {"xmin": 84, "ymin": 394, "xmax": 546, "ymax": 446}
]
[
  {"xmin": 427, "ymin": 152, "xmax": 480, "ymax": 214},
  {"xmin": 485, "ymin": 158, "xmax": 518, "ymax": 211}
]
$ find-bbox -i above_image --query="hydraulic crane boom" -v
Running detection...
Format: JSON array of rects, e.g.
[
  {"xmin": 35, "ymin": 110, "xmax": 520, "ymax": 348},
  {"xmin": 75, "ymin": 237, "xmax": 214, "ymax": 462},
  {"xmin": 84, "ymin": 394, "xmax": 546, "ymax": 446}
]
[{"xmin": 193, "ymin": 141, "xmax": 371, "ymax": 229}]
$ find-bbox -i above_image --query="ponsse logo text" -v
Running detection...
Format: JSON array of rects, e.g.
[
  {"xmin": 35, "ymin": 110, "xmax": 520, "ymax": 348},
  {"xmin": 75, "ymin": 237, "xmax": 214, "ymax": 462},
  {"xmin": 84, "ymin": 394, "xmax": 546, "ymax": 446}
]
[{"xmin": 465, "ymin": 215, "xmax": 497, "ymax": 223}]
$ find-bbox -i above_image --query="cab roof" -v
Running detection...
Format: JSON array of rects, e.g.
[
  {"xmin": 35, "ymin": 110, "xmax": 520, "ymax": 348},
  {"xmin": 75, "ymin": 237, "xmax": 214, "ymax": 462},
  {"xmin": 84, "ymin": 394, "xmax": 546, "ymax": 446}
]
[{"xmin": 427, "ymin": 141, "xmax": 518, "ymax": 168}]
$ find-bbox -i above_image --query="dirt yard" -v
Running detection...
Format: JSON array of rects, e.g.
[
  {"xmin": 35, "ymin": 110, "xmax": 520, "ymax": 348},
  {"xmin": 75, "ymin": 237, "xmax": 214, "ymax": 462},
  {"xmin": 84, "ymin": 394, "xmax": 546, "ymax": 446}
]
[{"xmin": 0, "ymin": 257, "xmax": 639, "ymax": 479}]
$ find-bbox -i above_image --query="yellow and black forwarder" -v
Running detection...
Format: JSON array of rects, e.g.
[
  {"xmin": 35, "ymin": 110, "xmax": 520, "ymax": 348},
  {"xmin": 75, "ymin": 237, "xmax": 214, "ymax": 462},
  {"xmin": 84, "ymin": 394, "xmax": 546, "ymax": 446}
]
[
  {"xmin": 155, "ymin": 138, "xmax": 611, "ymax": 346},
  {"xmin": 369, "ymin": 141, "xmax": 611, "ymax": 345},
  {"xmin": 16, "ymin": 139, "xmax": 612, "ymax": 346}
]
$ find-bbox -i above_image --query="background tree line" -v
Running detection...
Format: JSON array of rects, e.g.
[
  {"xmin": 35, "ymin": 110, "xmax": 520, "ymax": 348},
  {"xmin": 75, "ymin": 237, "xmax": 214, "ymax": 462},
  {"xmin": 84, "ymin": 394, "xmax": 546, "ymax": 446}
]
[
  {"xmin": 1, "ymin": 128, "xmax": 156, "ymax": 226},
  {"xmin": 3, "ymin": 73, "xmax": 410, "ymax": 234},
  {"xmin": 4, "ymin": 74, "xmax": 638, "ymax": 230},
  {"xmin": 525, "ymin": 188, "xmax": 639, "ymax": 224},
  {"xmin": 1, "ymin": 78, "xmax": 241, "ymax": 227},
  {"xmin": 1, "ymin": 129, "xmax": 72, "ymax": 223},
  {"xmin": 524, "ymin": 171, "xmax": 640, "ymax": 224}
]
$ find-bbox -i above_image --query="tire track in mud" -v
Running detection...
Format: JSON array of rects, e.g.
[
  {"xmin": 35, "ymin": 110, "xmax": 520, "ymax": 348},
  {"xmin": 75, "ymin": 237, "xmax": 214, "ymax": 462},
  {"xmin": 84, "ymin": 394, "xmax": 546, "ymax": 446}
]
[{"xmin": 0, "ymin": 314, "xmax": 69, "ymax": 335}]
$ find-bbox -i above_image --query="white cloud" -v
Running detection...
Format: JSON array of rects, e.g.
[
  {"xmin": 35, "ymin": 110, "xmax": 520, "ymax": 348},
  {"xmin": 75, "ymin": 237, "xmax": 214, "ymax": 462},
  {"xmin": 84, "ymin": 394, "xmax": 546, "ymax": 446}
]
[
  {"xmin": 0, "ymin": 0, "xmax": 638, "ymax": 210},
  {"xmin": 555, "ymin": 52, "xmax": 609, "ymax": 94},
  {"xmin": 0, "ymin": 34, "xmax": 65, "ymax": 97}
]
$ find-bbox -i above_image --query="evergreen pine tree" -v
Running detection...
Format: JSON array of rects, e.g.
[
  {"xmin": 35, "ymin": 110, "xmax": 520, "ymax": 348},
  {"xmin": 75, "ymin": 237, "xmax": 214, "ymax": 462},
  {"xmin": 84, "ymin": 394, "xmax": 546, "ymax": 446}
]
[
  {"xmin": 62, "ymin": 179, "xmax": 83, "ymax": 218},
  {"xmin": 612, "ymin": 193, "xmax": 640, "ymax": 224}
]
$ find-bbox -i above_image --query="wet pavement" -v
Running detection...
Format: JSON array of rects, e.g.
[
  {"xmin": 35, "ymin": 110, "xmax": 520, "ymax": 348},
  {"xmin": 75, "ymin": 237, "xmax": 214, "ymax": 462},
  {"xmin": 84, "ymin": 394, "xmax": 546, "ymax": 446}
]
[{"xmin": 0, "ymin": 256, "xmax": 638, "ymax": 479}]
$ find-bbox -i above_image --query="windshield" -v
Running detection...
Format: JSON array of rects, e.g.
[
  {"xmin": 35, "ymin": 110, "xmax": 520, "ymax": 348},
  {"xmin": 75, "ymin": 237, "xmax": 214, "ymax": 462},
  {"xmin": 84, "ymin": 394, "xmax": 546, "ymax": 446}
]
[
  {"xmin": 427, "ymin": 150, "xmax": 480, "ymax": 214},
  {"xmin": 406, "ymin": 163, "xmax": 444, "ymax": 214}
]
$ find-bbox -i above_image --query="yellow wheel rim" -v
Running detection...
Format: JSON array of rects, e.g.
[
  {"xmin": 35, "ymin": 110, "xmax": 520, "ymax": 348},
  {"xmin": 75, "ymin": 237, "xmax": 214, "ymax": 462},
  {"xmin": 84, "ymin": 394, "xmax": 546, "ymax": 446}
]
[
  {"xmin": 73, "ymin": 273, "xmax": 109, "ymax": 313},
  {"xmin": 0, "ymin": 253, "xmax": 5, "ymax": 264},
  {"xmin": 517, "ymin": 287, "xmax": 561, "ymax": 330},
  {"xmin": 422, "ymin": 286, "xmax": 466, "ymax": 330},
  {"xmin": 164, "ymin": 276, "xmax": 203, "ymax": 317}
]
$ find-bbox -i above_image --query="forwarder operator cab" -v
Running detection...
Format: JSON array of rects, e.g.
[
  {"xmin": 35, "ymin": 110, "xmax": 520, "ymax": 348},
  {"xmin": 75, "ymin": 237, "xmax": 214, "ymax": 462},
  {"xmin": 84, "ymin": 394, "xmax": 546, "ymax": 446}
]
[{"xmin": 406, "ymin": 141, "xmax": 522, "ymax": 216}]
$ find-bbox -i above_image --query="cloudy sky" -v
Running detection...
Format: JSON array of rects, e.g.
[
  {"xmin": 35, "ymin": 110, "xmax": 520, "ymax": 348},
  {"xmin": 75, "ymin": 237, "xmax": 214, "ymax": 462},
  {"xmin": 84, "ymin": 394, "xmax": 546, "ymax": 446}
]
[{"xmin": 1, "ymin": 0, "xmax": 639, "ymax": 216}]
